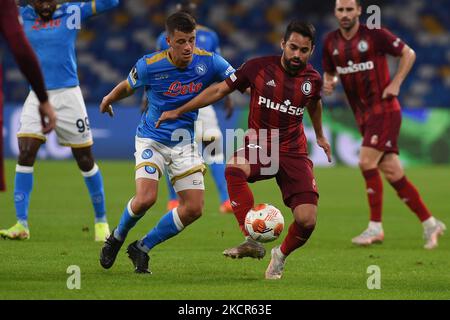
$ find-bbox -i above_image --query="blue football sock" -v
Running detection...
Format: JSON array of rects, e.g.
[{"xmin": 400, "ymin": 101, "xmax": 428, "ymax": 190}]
[
  {"xmin": 165, "ymin": 173, "xmax": 178, "ymax": 201},
  {"xmin": 210, "ymin": 163, "xmax": 229, "ymax": 203},
  {"xmin": 139, "ymin": 208, "xmax": 184, "ymax": 252},
  {"xmin": 14, "ymin": 165, "xmax": 34, "ymax": 228},
  {"xmin": 114, "ymin": 199, "xmax": 144, "ymax": 241},
  {"xmin": 82, "ymin": 164, "xmax": 107, "ymax": 223}
]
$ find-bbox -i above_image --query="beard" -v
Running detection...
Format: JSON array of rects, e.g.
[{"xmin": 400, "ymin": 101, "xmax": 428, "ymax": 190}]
[
  {"xmin": 38, "ymin": 11, "xmax": 54, "ymax": 22},
  {"xmin": 283, "ymin": 55, "xmax": 306, "ymax": 74},
  {"xmin": 340, "ymin": 17, "xmax": 357, "ymax": 31}
]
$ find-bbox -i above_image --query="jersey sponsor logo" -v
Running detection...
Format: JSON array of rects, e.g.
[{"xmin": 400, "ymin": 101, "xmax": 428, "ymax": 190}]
[
  {"xmin": 336, "ymin": 60, "xmax": 375, "ymax": 75},
  {"xmin": 257, "ymin": 96, "xmax": 305, "ymax": 116},
  {"xmin": 195, "ymin": 63, "xmax": 208, "ymax": 76},
  {"xmin": 266, "ymin": 79, "xmax": 276, "ymax": 87},
  {"xmin": 145, "ymin": 166, "xmax": 157, "ymax": 174},
  {"xmin": 154, "ymin": 73, "xmax": 169, "ymax": 80},
  {"xmin": 130, "ymin": 67, "xmax": 139, "ymax": 85},
  {"xmin": 164, "ymin": 81, "xmax": 203, "ymax": 97},
  {"xmin": 358, "ymin": 40, "xmax": 369, "ymax": 52},
  {"xmin": 141, "ymin": 149, "xmax": 153, "ymax": 159},
  {"xmin": 301, "ymin": 81, "xmax": 312, "ymax": 95},
  {"xmin": 31, "ymin": 18, "xmax": 61, "ymax": 31}
]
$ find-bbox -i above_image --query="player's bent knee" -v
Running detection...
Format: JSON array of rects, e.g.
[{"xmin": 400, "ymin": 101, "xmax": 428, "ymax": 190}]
[
  {"xmin": 133, "ymin": 194, "xmax": 157, "ymax": 213},
  {"xmin": 225, "ymin": 163, "xmax": 250, "ymax": 179}
]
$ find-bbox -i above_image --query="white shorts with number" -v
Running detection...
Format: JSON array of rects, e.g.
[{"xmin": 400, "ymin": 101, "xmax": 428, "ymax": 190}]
[
  {"xmin": 17, "ymin": 86, "xmax": 93, "ymax": 148},
  {"xmin": 135, "ymin": 137, "xmax": 206, "ymax": 192},
  {"xmin": 195, "ymin": 105, "xmax": 224, "ymax": 163}
]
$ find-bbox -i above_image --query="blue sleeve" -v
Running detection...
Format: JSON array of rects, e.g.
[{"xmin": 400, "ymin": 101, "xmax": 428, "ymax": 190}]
[
  {"xmin": 156, "ymin": 32, "xmax": 168, "ymax": 51},
  {"xmin": 127, "ymin": 57, "xmax": 150, "ymax": 90},
  {"xmin": 78, "ymin": 0, "xmax": 119, "ymax": 20},
  {"xmin": 212, "ymin": 53, "xmax": 235, "ymax": 82}
]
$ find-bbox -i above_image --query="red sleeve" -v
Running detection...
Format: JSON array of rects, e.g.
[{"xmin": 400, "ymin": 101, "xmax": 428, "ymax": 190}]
[
  {"xmin": 311, "ymin": 74, "xmax": 323, "ymax": 101},
  {"xmin": 0, "ymin": 0, "xmax": 48, "ymax": 103},
  {"xmin": 373, "ymin": 27, "xmax": 405, "ymax": 57},
  {"xmin": 225, "ymin": 60, "xmax": 253, "ymax": 93},
  {"xmin": 321, "ymin": 34, "xmax": 336, "ymax": 74}
]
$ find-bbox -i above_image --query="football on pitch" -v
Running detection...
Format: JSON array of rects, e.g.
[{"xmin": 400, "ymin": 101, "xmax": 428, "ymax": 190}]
[{"xmin": 245, "ymin": 204, "xmax": 284, "ymax": 243}]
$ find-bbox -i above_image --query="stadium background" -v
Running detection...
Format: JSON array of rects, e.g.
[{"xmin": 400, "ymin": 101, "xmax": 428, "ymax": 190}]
[{"xmin": 1, "ymin": 0, "xmax": 449, "ymax": 165}]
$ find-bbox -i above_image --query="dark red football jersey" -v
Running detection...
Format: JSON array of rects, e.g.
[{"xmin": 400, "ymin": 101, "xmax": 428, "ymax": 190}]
[
  {"xmin": 225, "ymin": 56, "xmax": 322, "ymax": 156},
  {"xmin": 322, "ymin": 24, "xmax": 404, "ymax": 125}
]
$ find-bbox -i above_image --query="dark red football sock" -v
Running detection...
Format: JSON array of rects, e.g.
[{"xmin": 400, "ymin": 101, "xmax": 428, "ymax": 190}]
[
  {"xmin": 390, "ymin": 176, "xmax": 432, "ymax": 222},
  {"xmin": 362, "ymin": 169, "xmax": 383, "ymax": 222},
  {"xmin": 225, "ymin": 167, "xmax": 254, "ymax": 236},
  {"xmin": 280, "ymin": 222, "xmax": 315, "ymax": 256}
]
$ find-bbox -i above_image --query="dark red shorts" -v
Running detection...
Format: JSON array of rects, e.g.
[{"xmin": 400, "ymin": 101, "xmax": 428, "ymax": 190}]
[
  {"xmin": 360, "ymin": 111, "xmax": 401, "ymax": 154},
  {"xmin": 234, "ymin": 143, "xmax": 318, "ymax": 209},
  {"xmin": 0, "ymin": 119, "xmax": 5, "ymax": 192}
]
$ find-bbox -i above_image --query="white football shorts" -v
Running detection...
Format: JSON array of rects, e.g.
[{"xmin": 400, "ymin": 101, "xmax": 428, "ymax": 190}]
[
  {"xmin": 134, "ymin": 137, "xmax": 206, "ymax": 192},
  {"xmin": 195, "ymin": 105, "xmax": 224, "ymax": 163},
  {"xmin": 17, "ymin": 86, "xmax": 93, "ymax": 148}
]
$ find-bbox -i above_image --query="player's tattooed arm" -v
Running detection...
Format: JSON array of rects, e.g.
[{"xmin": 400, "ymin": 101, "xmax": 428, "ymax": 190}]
[
  {"xmin": 382, "ymin": 44, "xmax": 416, "ymax": 99},
  {"xmin": 99, "ymin": 80, "xmax": 135, "ymax": 117},
  {"xmin": 156, "ymin": 80, "xmax": 234, "ymax": 128},
  {"xmin": 306, "ymin": 99, "xmax": 332, "ymax": 163}
]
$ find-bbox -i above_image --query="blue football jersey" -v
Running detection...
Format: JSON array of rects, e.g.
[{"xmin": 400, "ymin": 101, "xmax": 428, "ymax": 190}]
[
  {"xmin": 19, "ymin": 0, "xmax": 119, "ymax": 90},
  {"xmin": 127, "ymin": 48, "xmax": 235, "ymax": 146},
  {"xmin": 156, "ymin": 25, "xmax": 221, "ymax": 54}
]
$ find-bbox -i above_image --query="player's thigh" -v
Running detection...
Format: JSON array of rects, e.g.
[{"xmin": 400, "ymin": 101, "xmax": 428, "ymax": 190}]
[
  {"xmin": 229, "ymin": 143, "xmax": 274, "ymax": 183},
  {"xmin": 52, "ymin": 87, "xmax": 93, "ymax": 148},
  {"xmin": 17, "ymin": 91, "xmax": 48, "ymax": 142},
  {"xmin": 276, "ymin": 155, "xmax": 319, "ymax": 210},
  {"xmin": 378, "ymin": 152, "xmax": 404, "ymax": 182}
]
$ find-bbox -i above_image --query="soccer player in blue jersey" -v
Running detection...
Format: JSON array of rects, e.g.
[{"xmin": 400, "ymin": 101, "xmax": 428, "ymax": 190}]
[
  {"xmin": 153, "ymin": 1, "xmax": 233, "ymax": 214},
  {"xmin": 0, "ymin": 0, "xmax": 119, "ymax": 241},
  {"xmin": 99, "ymin": 11, "xmax": 235, "ymax": 274}
]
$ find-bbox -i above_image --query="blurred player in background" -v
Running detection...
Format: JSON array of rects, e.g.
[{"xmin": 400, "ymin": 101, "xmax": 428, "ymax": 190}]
[
  {"xmin": 0, "ymin": 0, "xmax": 119, "ymax": 241},
  {"xmin": 322, "ymin": 0, "xmax": 446, "ymax": 249},
  {"xmin": 0, "ymin": 0, "xmax": 56, "ymax": 194},
  {"xmin": 151, "ymin": 1, "xmax": 233, "ymax": 214},
  {"xmin": 99, "ymin": 12, "xmax": 235, "ymax": 274},
  {"xmin": 157, "ymin": 21, "xmax": 332, "ymax": 279}
]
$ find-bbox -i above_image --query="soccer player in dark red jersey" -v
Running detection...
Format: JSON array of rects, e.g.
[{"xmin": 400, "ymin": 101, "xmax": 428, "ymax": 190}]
[
  {"xmin": 322, "ymin": 0, "xmax": 445, "ymax": 249},
  {"xmin": 0, "ymin": 0, "xmax": 56, "ymax": 192},
  {"xmin": 156, "ymin": 21, "xmax": 332, "ymax": 279}
]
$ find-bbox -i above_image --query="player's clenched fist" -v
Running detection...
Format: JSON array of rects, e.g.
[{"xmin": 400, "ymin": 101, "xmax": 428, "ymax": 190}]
[
  {"xmin": 323, "ymin": 75, "xmax": 338, "ymax": 95},
  {"xmin": 99, "ymin": 96, "xmax": 114, "ymax": 117}
]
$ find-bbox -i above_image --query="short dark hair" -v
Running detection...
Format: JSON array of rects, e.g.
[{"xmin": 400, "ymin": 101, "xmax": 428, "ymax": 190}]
[
  {"xmin": 283, "ymin": 21, "xmax": 316, "ymax": 46},
  {"xmin": 166, "ymin": 11, "xmax": 196, "ymax": 35}
]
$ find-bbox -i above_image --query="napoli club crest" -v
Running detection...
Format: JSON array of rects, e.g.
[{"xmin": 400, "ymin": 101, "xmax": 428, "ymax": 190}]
[
  {"xmin": 195, "ymin": 63, "xmax": 207, "ymax": 76},
  {"xmin": 358, "ymin": 40, "xmax": 369, "ymax": 52},
  {"xmin": 141, "ymin": 149, "xmax": 153, "ymax": 159},
  {"xmin": 301, "ymin": 81, "xmax": 312, "ymax": 95}
]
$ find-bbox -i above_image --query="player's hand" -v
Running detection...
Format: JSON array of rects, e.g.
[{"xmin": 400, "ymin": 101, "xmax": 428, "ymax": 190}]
[
  {"xmin": 323, "ymin": 76, "xmax": 338, "ymax": 95},
  {"xmin": 317, "ymin": 136, "xmax": 332, "ymax": 163},
  {"xmin": 100, "ymin": 97, "xmax": 114, "ymax": 117},
  {"xmin": 155, "ymin": 110, "xmax": 181, "ymax": 128},
  {"xmin": 38, "ymin": 100, "xmax": 57, "ymax": 134},
  {"xmin": 382, "ymin": 82, "xmax": 400, "ymax": 99}
]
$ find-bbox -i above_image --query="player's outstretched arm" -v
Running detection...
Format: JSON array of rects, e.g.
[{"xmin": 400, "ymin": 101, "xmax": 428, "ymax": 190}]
[
  {"xmin": 382, "ymin": 45, "xmax": 416, "ymax": 99},
  {"xmin": 307, "ymin": 99, "xmax": 332, "ymax": 163},
  {"xmin": 155, "ymin": 80, "xmax": 234, "ymax": 128},
  {"xmin": 323, "ymin": 72, "xmax": 338, "ymax": 96},
  {"xmin": 99, "ymin": 80, "xmax": 135, "ymax": 117}
]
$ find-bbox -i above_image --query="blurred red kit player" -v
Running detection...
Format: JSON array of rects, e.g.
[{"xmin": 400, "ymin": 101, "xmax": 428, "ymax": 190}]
[
  {"xmin": 0, "ymin": 0, "xmax": 56, "ymax": 191},
  {"xmin": 322, "ymin": 0, "xmax": 446, "ymax": 249}
]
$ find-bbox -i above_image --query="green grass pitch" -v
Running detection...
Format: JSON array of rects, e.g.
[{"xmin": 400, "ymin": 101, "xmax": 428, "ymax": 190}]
[{"xmin": 0, "ymin": 160, "xmax": 449, "ymax": 299}]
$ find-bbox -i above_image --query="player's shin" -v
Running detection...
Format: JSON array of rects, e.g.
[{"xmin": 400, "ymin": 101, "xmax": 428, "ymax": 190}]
[
  {"xmin": 225, "ymin": 166, "xmax": 254, "ymax": 235},
  {"xmin": 14, "ymin": 165, "xmax": 34, "ymax": 228},
  {"xmin": 82, "ymin": 164, "xmax": 107, "ymax": 223},
  {"xmin": 137, "ymin": 208, "xmax": 185, "ymax": 252},
  {"xmin": 362, "ymin": 169, "xmax": 383, "ymax": 222},
  {"xmin": 280, "ymin": 221, "xmax": 315, "ymax": 256},
  {"xmin": 115, "ymin": 199, "xmax": 145, "ymax": 241}
]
